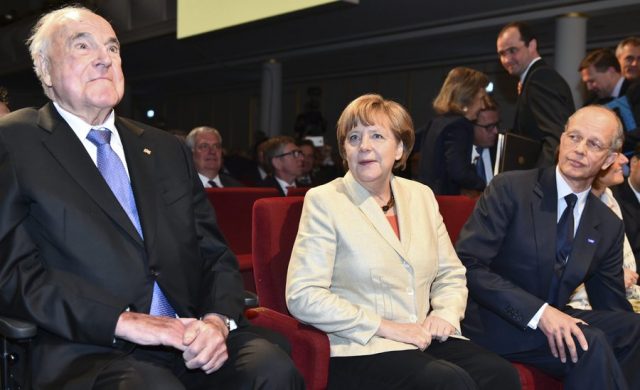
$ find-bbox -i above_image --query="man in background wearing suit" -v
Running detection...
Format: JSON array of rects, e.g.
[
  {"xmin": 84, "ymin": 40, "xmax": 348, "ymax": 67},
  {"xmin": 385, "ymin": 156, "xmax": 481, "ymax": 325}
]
[
  {"xmin": 458, "ymin": 106, "xmax": 640, "ymax": 389},
  {"xmin": 186, "ymin": 126, "xmax": 243, "ymax": 188},
  {"xmin": 579, "ymin": 48, "xmax": 630, "ymax": 105},
  {"xmin": 259, "ymin": 136, "xmax": 304, "ymax": 196},
  {"xmin": 0, "ymin": 6, "xmax": 302, "ymax": 389},
  {"xmin": 472, "ymin": 97, "xmax": 499, "ymax": 187},
  {"xmin": 616, "ymin": 37, "xmax": 640, "ymax": 82},
  {"xmin": 613, "ymin": 143, "xmax": 640, "ymax": 268},
  {"xmin": 497, "ymin": 22, "xmax": 575, "ymax": 167}
]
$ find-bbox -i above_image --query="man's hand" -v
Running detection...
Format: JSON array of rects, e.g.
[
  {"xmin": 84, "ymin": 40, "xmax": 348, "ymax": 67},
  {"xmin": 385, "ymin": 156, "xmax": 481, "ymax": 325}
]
[
  {"xmin": 624, "ymin": 268, "xmax": 638, "ymax": 289},
  {"xmin": 422, "ymin": 315, "xmax": 456, "ymax": 342},
  {"xmin": 376, "ymin": 319, "xmax": 432, "ymax": 351},
  {"xmin": 182, "ymin": 315, "xmax": 230, "ymax": 374},
  {"xmin": 538, "ymin": 305, "xmax": 588, "ymax": 363},
  {"xmin": 114, "ymin": 311, "xmax": 194, "ymax": 351}
]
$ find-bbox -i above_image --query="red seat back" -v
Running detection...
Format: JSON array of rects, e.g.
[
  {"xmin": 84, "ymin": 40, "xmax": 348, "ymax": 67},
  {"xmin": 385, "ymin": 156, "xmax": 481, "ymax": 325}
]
[
  {"xmin": 206, "ymin": 187, "xmax": 279, "ymax": 255},
  {"xmin": 252, "ymin": 197, "xmax": 305, "ymax": 315},
  {"xmin": 287, "ymin": 187, "xmax": 310, "ymax": 197},
  {"xmin": 435, "ymin": 195, "xmax": 478, "ymax": 244}
]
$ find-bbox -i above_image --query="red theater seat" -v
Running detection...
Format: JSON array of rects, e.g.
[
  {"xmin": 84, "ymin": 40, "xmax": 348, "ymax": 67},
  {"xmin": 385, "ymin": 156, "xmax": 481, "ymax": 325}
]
[
  {"xmin": 252, "ymin": 197, "xmax": 329, "ymax": 390},
  {"xmin": 436, "ymin": 195, "xmax": 562, "ymax": 390},
  {"xmin": 206, "ymin": 187, "xmax": 279, "ymax": 291}
]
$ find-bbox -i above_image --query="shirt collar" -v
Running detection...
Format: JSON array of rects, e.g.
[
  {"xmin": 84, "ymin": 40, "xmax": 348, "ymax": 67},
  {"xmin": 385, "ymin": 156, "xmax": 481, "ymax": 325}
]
[
  {"xmin": 53, "ymin": 102, "xmax": 116, "ymax": 140},
  {"xmin": 520, "ymin": 57, "xmax": 542, "ymax": 84},
  {"xmin": 555, "ymin": 165, "xmax": 590, "ymax": 204},
  {"xmin": 275, "ymin": 175, "xmax": 296, "ymax": 193},
  {"xmin": 612, "ymin": 76, "xmax": 625, "ymax": 98}
]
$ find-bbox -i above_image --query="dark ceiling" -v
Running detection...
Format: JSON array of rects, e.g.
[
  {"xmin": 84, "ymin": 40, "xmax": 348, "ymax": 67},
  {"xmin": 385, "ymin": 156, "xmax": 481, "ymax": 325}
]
[{"xmin": 2, "ymin": 0, "xmax": 640, "ymax": 106}]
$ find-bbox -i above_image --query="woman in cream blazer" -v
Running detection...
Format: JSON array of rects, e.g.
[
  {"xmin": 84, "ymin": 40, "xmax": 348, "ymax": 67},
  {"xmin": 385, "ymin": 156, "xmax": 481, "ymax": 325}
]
[{"xmin": 286, "ymin": 94, "xmax": 520, "ymax": 390}]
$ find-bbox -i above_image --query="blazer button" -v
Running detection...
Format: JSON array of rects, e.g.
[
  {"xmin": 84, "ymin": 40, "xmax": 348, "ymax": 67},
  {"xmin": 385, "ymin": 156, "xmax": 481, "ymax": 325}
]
[{"xmin": 150, "ymin": 268, "xmax": 160, "ymax": 277}]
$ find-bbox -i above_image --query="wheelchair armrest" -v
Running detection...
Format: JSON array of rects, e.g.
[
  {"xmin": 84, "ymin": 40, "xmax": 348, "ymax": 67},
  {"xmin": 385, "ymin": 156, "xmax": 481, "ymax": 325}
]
[
  {"xmin": 0, "ymin": 316, "xmax": 37, "ymax": 340},
  {"xmin": 243, "ymin": 291, "xmax": 259, "ymax": 308}
]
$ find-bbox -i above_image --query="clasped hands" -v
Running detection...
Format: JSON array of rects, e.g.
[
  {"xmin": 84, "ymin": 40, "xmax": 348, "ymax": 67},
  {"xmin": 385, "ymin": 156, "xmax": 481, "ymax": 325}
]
[
  {"xmin": 377, "ymin": 315, "xmax": 456, "ymax": 351},
  {"xmin": 115, "ymin": 311, "xmax": 229, "ymax": 374}
]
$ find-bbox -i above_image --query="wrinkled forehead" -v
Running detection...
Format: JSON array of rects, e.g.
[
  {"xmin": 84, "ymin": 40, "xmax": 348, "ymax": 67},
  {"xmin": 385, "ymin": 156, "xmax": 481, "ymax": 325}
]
[
  {"xmin": 566, "ymin": 108, "xmax": 616, "ymax": 142},
  {"xmin": 497, "ymin": 27, "xmax": 522, "ymax": 47},
  {"xmin": 196, "ymin": 132, "xmax": 221, "ymax": 144},
  {"xmin": 48, "ymin": 10, "xmax": 116, "ymax": 45}
]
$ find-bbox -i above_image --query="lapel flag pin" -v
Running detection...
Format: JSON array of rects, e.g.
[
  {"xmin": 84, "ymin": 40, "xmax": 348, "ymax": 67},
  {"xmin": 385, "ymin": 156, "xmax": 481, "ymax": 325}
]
[
  {"xmin": 587, "ymin": 238, "xmax": 595, "ymax": 244},
  {"xmin": 143, "ymin": 148, "xmax": 152, "ymax": 155}
]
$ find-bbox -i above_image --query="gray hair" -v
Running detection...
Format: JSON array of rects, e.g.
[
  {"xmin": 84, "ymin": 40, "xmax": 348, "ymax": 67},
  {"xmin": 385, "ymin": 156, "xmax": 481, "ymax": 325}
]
[
  {"xmin": 185, "ymin": 126, "xmax": 222, "ymax": 150},
  {"xmin": 26, "ymin": 6, "xmax": 92, "ymax": 99},
  {"xmin": 616, "ymin": 36, "xmax": 640, "ymax": 58}
]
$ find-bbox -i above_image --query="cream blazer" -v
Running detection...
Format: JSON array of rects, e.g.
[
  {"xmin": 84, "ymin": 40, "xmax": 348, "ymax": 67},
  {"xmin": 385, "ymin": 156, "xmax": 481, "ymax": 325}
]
[{"xmin": 286, "ymin": 172, "xmax": 467, "ymax": 357}]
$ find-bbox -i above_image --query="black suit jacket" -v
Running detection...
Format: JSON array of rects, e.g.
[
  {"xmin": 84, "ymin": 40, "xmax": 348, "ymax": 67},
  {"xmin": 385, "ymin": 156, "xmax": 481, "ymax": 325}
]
[
  {"xmin": 612, "ymin": 180, "xmax": 640, "ymax": 269},
  {"xmin": 418, "ymin": 114, "xmax": 486, "ymax": 195},
  {"xmin": 0, "ymin": 103, "xmax": 245, "ymax": 387},
  {"xmin": 219, "ymin": 172, "xmax": 243, "ymax": 187},
  {"xmin": 258, "ymin": 175, "xmax": 302, "ymax": 196},
  {"xmin": 456, "ymin": 167, "xmax": 630, "ymax": 355},
  {"xmin": 514, "ymin": 60, "xmax": 575, "ymax": 167}
]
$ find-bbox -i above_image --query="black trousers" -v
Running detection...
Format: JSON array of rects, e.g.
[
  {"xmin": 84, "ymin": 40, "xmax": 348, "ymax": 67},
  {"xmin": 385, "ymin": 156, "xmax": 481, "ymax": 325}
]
[
  {"xmin": 504, "ymin": 308, "xmax": 640, "ymax": 390},
  {"xmin": 328, "ymin": 338, "xmax": 521, "ymax": 390},
  {"xmin": 92, "ymin": 325, "xmax": 304, "ymax": 390}
]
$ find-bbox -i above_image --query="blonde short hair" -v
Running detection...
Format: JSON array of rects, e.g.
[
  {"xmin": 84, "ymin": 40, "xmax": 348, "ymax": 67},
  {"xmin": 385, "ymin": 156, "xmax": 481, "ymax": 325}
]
[
  {"xmin": 336, "ymin": 94, "xmax": 414, "ymax": 170},
  {"xmin": 433, "ymin": 67, "xmax": 488, "ymax": 115}
]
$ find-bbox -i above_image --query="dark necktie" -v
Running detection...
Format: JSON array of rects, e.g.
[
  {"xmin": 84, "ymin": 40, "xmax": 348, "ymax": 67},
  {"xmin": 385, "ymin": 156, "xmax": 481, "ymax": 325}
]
[
  {"xmin": 475, "ymin": 147, "xmax": 487, "ymax": 183},
  {"xmin": 208, "ymin": 180, "xmax": 219, "ymax": 188},
  {"xmin": 87, "ymin": 128, "xmax": 176, "ymax": 317},
  {"xmin": 548, "ymin": 193, "xmax": 578, "ymax": 305},
  {"xmin": 556, "ymin": 194, "xmax": 578, "ymax": 266}
]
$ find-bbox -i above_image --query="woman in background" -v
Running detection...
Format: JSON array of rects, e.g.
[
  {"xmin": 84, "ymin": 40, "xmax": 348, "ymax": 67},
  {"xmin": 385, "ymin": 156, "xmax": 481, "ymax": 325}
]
[
  {"xmin": 569, "ymin": 150, "xmax": 640, "ymax": 312},
  {"xmin": 418, "ymin": 67, "xmax": 489, "ymax": 196},
  {"xmin": 286, "ymin": 94, "xmax": 520, "ymax": 389}
]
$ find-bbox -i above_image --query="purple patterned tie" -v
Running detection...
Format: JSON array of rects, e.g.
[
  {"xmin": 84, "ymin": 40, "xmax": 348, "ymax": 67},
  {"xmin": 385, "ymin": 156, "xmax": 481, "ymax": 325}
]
[{"xmin": 87, "ymin": 128, "xmax": 176, "ymax": 317}]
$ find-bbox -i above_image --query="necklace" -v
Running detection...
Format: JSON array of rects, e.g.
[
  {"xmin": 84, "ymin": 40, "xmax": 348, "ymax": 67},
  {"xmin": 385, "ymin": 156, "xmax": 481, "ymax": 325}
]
[{"xmin": 381, "ymin": 191, "xmax": 395, "ymax": 213}]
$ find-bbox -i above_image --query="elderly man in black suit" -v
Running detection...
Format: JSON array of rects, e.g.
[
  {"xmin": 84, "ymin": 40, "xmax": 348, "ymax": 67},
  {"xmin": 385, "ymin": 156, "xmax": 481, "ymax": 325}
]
[
  {"xmin": 0, "ymin": 6, "xmax": 302, "ymax": 389},
  {"xmin": 497, "ymin": 22, "xmax": 575, "ymax": 167},
  {"xmin": 458, "ymin": 106, "xmax": 640, "ymax": 389}
]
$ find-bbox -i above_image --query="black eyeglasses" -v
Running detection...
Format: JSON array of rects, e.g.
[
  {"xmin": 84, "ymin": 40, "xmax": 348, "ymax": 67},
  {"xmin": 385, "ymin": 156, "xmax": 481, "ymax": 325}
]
[
  {"xmin": 474, "ymin": 122, "xmax": 500, "ymax": 130},
  {"xmin": 275, "ymin": 150, "xmax": 303, "ymax": 159}
]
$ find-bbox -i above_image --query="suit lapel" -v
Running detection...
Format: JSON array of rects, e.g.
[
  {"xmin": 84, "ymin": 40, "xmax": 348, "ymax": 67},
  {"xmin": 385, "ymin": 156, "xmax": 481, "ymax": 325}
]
[
  {"xmin": 39, "ymin": 103, "xmax": 143, "ymax": 246},
  {"xmin": 343, "ymin": 172, "xmax": 407, "ymax": 259},
  {"xmin": 514, "ymin": 60, "xmax": 544, "ymax": 133},
  {"xmin": 557, "ymin": 195, "xmax": 600, "ymax": 305},
  {"xmin": 531, "ymin": 168, "xmax": 558, "ymax": 296},
  {"xmin": 116, "ymin": 117, "xmax": 157, "ymax": 252},
  {"xmin": 392, "ymin": 177, "xmax": 412, "ymax": 255}
]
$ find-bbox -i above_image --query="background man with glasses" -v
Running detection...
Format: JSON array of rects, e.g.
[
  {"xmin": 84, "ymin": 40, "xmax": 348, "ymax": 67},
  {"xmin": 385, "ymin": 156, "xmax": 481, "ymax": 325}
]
[
  {"xmin": 457, "ymin": 106, "xmax": 640, "ymax": 389},
  {"xmin": 497, "ymin": 21, "xmax": 575, "ymax": 168},
  {"xmin": 260, "ymin": 135, "xmax": 304, "ymax": 195},
  {"xmin": 472, "ymin": 96, "xmax": 500, "ymax": 186}
]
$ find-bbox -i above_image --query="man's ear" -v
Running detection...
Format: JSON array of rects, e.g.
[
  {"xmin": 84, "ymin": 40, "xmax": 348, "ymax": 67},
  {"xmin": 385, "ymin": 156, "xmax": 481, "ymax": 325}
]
[
  {"xmin": 271, "ymin": 157, "xmax": 281, "ymax": 172},
  {"xmin": 37, "ymin": 54, "xmax": 52, "ymax": 87},
  {"xmin": 528, "ymin": 38, "xmax": 538, "ymax": 54},
  {"xmin": 601, "ymin": 152, "xmax": 617, "ymax": 171}
]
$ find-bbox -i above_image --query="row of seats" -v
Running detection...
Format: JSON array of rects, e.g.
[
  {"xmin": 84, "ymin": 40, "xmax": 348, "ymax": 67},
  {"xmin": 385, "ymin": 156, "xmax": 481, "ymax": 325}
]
[
  {"xmin": 205, "ymin": 187, "xmax": 310, "ymax": 292},
  {"xmin": 0, "ymin": 190, "xmax": 561, "ymax": 389},
  {"xmin": 248, "ymin": 195, "xmax": 563, "ymax": 390}
]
